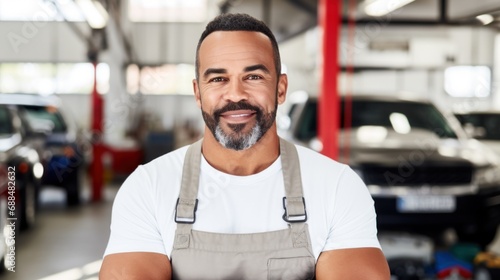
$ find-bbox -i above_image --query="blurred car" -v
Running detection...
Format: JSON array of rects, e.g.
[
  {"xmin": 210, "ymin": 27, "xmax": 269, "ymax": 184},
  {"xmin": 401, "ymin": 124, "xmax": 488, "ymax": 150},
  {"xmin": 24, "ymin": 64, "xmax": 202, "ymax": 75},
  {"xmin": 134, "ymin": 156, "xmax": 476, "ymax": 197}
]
[
  {"xmin": 455, "ymin": 111, "xmax": 500, "ymax": 156},
  {"xmin": 0, "ymin": 103, "xmax": 45, "ymax": 272},
  {"xmin": 279, "ymin": 93, "xmax": 500, "ymax": 248},
  {"xmin": 0, "ymin": 94, "xmax": 87, "ymax": 206}
]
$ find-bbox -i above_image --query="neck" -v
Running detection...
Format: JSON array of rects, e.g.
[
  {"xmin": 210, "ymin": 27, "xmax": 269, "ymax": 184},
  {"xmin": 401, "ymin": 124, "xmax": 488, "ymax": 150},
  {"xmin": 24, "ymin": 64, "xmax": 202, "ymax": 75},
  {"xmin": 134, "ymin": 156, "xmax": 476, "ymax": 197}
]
[{"xmin": 201, "ymin": 125, "xmax": 280, "ymax": 176}]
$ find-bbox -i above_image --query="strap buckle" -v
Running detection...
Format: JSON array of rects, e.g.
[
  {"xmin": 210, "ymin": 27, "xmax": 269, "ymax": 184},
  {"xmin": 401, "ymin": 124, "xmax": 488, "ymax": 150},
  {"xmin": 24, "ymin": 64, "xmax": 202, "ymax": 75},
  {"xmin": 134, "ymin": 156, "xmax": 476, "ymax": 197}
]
[
  {"xmin": 174, "ymin": 198, "xmax": 198, "ymax": 224},
  {"xmin": 282, "ymin": 197, "xmax": 307, "ymax": 223}
]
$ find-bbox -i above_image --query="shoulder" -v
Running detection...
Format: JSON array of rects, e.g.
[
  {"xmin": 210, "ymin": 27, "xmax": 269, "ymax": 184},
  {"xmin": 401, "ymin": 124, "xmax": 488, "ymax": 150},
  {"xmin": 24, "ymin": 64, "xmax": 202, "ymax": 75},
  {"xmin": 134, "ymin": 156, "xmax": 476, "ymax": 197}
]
[
  {"xmin": 293, "ymin": 144, "xmax": 366, "ymax": 199},
  {"xmin": 117, "ymin": 144, "xmax": 191, "ymax": 197},
  {"xmin": 142, "ymin": 144, "xmax": 190, "ymax": 172},
  {"xmin": 294, "ymin": 144, "xmax": 349, "ymax": 178},
  {"xmin": 135, "ymin": 144, "xmax": 192, "ymax": 185}
]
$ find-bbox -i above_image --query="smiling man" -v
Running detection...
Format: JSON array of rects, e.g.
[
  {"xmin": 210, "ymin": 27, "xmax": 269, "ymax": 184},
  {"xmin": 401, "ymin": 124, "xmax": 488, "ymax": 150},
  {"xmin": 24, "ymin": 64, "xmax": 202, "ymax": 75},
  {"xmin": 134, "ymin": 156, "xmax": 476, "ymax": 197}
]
[{"xmin": 100, "ymin": 13, "xmax": 390, "ymax": 280}]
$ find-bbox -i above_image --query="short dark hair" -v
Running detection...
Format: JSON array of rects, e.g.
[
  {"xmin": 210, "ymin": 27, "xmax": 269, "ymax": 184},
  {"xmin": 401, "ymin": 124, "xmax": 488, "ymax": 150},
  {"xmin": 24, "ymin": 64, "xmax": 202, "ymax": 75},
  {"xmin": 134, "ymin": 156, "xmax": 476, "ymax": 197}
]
[{"xmin": 195, "ymin": 13, "xmax": 281, "ymax": 81}]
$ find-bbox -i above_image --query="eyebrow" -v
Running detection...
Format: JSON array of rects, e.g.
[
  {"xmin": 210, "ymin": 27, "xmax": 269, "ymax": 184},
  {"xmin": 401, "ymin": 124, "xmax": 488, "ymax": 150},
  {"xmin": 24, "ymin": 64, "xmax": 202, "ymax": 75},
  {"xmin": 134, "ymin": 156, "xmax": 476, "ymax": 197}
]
[
  {"xmin": 203, "ymin": 68, "xmax": 227, "ymax": 78},
  {"xmin": 202, "ymin": 64, "xmax": 271, "ymax": 79},
  {"xmin": 244, "ymin": 64, "xmax": 270, "ymax": 74}
]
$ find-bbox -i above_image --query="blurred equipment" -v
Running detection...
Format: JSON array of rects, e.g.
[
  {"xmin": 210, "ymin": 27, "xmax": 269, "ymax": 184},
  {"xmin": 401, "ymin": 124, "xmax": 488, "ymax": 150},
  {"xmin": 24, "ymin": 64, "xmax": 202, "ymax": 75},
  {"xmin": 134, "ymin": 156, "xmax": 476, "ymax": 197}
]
[
  {"xmin": 380, "ymin": 233, "xmax": 434, "ymax": 264},
  {"xmin": 380, "ymin": 233, "xmax": 434, "ymax": 280},
  {"xmin": 434, "ymin": 251, "xmax": 473, "ymax": 279},
  {"xmin": 474, "ymin": 252, "xmax": 500, "ymax": 280},
  {"xmin": 144, "ymin": 131, "xmax": 175, "ymax": 164}
]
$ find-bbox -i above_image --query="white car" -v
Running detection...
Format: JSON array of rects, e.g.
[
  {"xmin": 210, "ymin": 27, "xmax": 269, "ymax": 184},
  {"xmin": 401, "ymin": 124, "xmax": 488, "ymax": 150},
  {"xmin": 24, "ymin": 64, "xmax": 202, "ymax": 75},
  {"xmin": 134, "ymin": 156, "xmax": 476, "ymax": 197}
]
[{"xmin": 455, "ymin": 111, "xmax": 500, "ymax": 157}]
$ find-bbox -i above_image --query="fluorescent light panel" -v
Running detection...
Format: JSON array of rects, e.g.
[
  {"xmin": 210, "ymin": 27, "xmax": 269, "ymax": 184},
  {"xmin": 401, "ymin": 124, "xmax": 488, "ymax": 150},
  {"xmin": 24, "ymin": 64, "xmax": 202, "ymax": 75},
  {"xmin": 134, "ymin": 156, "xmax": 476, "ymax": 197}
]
[
  {"xmin": 476, "ymin": 14, "xmax": 494, "ymax": 25},
  {"xmin": 364, "ymin": 0, "xmax": 415, "ymax": 17},
  {"xmin": 76, "ymin": 0, "xmax": 108, "ymax": 29}
]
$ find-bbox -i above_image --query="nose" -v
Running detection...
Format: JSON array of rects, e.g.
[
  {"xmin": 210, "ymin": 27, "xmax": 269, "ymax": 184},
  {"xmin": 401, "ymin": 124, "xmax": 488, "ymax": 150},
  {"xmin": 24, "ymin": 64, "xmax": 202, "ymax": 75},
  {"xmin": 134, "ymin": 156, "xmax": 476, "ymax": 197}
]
[{"xmin": 224, "ymin": 79, "xmax": 248, "ymax": 102}]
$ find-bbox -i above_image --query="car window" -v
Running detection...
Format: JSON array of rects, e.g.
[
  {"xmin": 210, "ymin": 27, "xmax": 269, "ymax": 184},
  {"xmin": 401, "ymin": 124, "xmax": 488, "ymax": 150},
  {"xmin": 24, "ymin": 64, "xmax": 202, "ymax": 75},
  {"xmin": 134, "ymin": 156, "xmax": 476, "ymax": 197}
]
[
  {"xmin": 295, "ymin": 101, "xmax": 318, "ymax": 141},
  {"xmin": 295, "ymin": 99, "xmax": 457, "ymax": 141},
  {"xmin": 21, "ymin": 105, "xmax": 68, "ymax": 133},
  {"xmin": 345, "ymin": 101, "xmax": 457, "ymax": 138},
  {"xmin": 0, "ymin": 106, "xmax": 13, "ymax": 135},
  {"xmin": 459, "ymin": 114, "xmax": 500, "ymax": 140}
]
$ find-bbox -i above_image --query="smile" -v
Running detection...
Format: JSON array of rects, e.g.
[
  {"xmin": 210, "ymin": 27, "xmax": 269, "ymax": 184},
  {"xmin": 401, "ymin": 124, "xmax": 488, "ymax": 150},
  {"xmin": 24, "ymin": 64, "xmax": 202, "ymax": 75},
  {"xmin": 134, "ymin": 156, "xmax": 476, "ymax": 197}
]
[
  {"xmin": 227, "ymin": 113, "xmax": 252, "ymax": 118},
  {"xmin": 220, "ymin": 110, "xmax": 256, "ymax": 122}
]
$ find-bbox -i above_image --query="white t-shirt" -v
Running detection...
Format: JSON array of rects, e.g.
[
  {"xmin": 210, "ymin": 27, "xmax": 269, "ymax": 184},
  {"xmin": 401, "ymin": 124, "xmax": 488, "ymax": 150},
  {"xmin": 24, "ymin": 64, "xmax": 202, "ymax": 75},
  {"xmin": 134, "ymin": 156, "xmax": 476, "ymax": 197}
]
[{"xmin": 104, "ymin": 143, "xmax": 380, "ymax": 261}]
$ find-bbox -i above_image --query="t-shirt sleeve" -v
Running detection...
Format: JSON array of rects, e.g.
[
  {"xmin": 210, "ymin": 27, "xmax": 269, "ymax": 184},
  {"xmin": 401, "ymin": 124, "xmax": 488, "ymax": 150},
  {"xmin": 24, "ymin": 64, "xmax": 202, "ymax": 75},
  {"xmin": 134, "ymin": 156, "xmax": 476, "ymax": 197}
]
[
  {"xmin": 323, "ymin": 166, "xmax": 381, "ymax": 251},
  {"xmin": 103, "ymin": 165, "xmax": 167, "ymax": 257}
]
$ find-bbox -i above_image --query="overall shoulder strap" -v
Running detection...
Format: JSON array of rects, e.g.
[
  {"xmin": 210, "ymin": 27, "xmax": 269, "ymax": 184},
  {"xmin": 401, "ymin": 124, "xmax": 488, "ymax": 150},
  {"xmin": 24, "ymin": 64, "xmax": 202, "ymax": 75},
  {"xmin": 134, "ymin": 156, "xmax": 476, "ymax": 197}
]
[
  {"xmin": 174, "ymin": 138, "xmax": 203, "ymax": 226},
  {"xmin": 279, "ymin": 138, "xmax": 307, "ymax": 224}
]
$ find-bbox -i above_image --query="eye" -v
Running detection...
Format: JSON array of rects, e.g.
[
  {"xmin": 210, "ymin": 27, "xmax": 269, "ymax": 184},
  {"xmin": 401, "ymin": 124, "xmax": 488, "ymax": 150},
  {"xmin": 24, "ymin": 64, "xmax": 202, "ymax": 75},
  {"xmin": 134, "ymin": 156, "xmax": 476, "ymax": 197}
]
[
  {"xmin": 209, "ymin": 77, "xmax": 227, "ymax": 83},
  {"xmin": 246, "ymin": 74, "xmax": 262, "ymax": 80}
]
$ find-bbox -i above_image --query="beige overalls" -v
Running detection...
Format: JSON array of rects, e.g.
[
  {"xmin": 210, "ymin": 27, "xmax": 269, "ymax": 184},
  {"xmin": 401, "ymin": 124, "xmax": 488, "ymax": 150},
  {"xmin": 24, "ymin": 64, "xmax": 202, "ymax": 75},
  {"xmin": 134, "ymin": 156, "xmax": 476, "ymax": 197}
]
[{"xmin": 171, "ymin": 138, "xmax": 315, "ymax": 280}]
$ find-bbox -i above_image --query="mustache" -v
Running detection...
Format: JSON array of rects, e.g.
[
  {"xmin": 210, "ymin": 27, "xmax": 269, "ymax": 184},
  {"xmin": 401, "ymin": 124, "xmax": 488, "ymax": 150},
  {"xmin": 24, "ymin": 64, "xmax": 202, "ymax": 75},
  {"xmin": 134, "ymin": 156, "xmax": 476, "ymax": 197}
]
[{"xmin": 214, "ymin": 101, "xmax": 262, "ymax": 117}]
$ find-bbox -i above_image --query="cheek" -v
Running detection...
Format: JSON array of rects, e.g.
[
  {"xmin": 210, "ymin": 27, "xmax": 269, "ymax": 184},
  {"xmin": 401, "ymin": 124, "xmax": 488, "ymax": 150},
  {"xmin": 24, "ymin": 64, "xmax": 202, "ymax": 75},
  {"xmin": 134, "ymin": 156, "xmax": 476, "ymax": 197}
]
[{"xmin": 198, "ymin": 93, "xmax": 221, "ymax": 113}]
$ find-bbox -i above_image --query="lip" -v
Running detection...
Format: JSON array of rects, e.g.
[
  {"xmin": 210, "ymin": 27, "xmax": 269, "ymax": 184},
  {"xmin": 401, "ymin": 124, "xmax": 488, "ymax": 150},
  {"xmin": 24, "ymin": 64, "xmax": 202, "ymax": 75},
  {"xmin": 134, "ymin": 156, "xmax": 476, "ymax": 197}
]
[{"xmin": 220, "ymin": 110, "xmax": 256, "ymax": 122}]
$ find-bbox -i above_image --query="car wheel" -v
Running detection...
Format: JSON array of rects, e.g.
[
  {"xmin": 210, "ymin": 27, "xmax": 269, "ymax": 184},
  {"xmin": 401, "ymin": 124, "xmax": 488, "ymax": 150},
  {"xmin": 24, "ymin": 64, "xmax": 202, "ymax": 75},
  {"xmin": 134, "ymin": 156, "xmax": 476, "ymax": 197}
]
[
  {"xmin": 19, "ymin": 179, "xmax": 37, "ymax": 230},
  {"xmin": 66, "ymin": 170, "xmax": 81, "ymax": 207}
]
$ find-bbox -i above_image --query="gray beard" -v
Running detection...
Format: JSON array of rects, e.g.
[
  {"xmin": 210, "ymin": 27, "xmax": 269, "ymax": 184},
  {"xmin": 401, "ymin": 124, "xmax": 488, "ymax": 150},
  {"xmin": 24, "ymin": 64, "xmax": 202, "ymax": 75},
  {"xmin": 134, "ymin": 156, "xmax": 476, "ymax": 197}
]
[
  {"xmin": 214, "ymin": 123, "xmax": 262, "ymax": 151},
  {"xmin": 201, "ymin": 99, "xmax": 277, "ymax": 151}
]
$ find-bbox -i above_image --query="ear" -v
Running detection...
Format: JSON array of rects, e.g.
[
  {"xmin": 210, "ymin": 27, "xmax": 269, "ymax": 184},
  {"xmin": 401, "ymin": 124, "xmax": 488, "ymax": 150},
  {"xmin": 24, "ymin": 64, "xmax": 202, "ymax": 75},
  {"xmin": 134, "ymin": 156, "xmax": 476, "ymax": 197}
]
[
  {"xmin": 277, "ymin": 74, "xmax": 288, "ymax": 105},
  {"xmin": 193, "ymin": 79, "xmax": 202, "ymax": 108}
]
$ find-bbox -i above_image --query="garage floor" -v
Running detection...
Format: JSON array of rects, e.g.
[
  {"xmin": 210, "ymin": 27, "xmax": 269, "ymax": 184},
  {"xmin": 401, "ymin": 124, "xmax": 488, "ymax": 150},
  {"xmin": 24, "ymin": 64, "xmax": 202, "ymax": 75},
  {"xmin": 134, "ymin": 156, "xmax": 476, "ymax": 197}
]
[
  {"xmin": 4, "ymin": 180, "xmax": 500, "ymax": 280},
  {"xmin": 3, "ymin": 181, "xmax": 118, "ymax": 280}
]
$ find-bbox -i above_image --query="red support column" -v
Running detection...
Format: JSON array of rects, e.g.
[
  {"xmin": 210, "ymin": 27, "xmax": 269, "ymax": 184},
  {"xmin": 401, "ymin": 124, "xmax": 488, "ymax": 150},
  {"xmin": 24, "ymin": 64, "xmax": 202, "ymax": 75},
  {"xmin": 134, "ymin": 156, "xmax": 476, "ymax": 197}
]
[
  {"xmin": 318, "ymin": 0, "xmax": 341, "ymax": 160},
  {"xmin": 91, "ymin": 61, "xmax": 104, "ymax": 202}
]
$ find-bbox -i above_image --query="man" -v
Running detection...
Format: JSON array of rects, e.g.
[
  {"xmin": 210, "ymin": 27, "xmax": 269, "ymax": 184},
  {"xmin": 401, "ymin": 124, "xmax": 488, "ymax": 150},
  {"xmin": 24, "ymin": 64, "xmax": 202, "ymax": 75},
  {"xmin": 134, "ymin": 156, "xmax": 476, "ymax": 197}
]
[{"xmin": 100, "ymin": 13, "xmax": 390, "ymax": 280}]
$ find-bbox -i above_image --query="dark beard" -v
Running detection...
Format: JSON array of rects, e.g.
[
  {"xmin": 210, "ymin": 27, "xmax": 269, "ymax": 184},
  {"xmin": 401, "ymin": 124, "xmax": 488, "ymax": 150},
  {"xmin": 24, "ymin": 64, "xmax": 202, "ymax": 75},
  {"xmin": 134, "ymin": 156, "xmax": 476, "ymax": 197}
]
[{"xmin": 201, "ymin": 100, "xmax": 277, "ymax": 151}]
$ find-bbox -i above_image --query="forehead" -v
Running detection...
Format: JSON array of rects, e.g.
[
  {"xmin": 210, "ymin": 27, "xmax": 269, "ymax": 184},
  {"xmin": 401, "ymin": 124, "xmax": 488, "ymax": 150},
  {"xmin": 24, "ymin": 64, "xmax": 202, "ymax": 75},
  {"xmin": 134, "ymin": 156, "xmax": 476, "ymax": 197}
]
[{"xmin": 198, "ymin": 31, "xmax": 275, "ymax": 71}]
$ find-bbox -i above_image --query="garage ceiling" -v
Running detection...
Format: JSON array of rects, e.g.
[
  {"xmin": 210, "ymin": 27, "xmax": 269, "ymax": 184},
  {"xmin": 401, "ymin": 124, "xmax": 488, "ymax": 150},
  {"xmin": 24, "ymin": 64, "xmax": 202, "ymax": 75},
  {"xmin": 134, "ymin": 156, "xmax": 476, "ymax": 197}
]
[{"xmin": 220, "ymin": 0, "xmax": 500, "ymax": 42}]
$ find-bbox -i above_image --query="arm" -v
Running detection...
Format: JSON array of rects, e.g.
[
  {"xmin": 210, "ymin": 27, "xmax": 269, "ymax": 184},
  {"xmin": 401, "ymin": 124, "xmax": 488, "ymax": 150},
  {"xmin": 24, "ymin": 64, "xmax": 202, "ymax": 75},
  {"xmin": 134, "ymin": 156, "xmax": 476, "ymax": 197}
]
[
  {"xmin": 316, "ymin": 166, "xmax": 390, "ymax": 279},
  {"xmin": 316, "ymin": 248, "xmax": 390, "ymax": 280},
  {"xmin": 100, "ymin": 252, "xmax": 171, "ymax": 280},
  {"xmin": 100, "ymin": 166, "xmax": 174, "ymax": 279}
]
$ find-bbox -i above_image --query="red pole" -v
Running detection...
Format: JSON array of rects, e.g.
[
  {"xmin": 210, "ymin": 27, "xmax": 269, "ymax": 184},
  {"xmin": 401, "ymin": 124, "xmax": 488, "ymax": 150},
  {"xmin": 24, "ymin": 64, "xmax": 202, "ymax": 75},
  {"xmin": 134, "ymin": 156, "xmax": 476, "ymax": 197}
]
[
  {"xmin": 318, "ymin": 0, "xmax": 341, "ymax": 160},
  {"xmin": 91, "ymin": 61, "xmax": 104, "ymax": 202}
]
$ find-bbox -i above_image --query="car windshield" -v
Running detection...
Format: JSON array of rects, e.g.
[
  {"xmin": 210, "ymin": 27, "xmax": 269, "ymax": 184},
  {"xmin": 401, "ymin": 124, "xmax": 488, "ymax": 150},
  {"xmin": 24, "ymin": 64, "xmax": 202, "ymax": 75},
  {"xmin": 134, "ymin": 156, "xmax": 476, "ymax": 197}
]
[
  {"xmin": 21, "ymin": 105, "xmax": 67, "ymax": 133},
  {"xmin": 0, "ymin": 106, "xmax": 13, "ymax": 135},
  {"xmin": 456, "ymin": 113, "xmax": 500, "ymax": 140},
  {"xmin": 295, "ymin": 99, "xmax": 458, "ymax": 141}
]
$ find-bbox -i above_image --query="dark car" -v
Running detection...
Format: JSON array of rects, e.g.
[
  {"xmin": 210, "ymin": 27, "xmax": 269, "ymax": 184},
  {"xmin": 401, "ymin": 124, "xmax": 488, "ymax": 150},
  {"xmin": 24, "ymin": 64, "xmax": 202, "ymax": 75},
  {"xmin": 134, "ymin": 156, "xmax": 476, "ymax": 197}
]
[
  {"xmin": 0, "ymin": 94, "xmax": 86, "ymax": 206},
  {"xmin": 280, "ymin": 93, "xmax": 500, "ymax": 248},
  {"xmin": 0, "ymin": 103, "xmax": 46, "ymax": 272},
  {"xmin": 0, "ymin": 104, "xmax": 43, "ymax": 230}
]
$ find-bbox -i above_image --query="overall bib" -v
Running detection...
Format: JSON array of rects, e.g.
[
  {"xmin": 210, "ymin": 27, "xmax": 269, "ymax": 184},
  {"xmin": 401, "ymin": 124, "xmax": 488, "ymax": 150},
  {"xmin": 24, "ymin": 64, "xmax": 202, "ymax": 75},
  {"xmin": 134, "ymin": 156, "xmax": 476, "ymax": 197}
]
[{"xmin": 171, "ymin": 138, "xmax": 315, "ymax": 280}]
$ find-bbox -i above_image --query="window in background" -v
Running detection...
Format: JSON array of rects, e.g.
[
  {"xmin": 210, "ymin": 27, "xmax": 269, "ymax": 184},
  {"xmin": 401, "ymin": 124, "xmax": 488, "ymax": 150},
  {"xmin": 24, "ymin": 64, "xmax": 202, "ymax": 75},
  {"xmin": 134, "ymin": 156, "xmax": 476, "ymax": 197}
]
[
  {"xmin": 444, "ymin": 66, "xmax": 491, "ymax": 98},
  {"xmin": 127, "ymin": 64, "xmax": 195, "ymax": 95},
  {"xmin": 0, "ymin": 63, "xmax": 109, "ymax": 94},
  {"xmin": 129, "ymin": 0, "xmax": 207, "ymax": 22},
  {"xmin": 0, "ymin": 0, "xmax": 84, "ymax": 21},
  {"xmin": 56, "ymin": 63, "xmax": 110, "ymax": 94}
]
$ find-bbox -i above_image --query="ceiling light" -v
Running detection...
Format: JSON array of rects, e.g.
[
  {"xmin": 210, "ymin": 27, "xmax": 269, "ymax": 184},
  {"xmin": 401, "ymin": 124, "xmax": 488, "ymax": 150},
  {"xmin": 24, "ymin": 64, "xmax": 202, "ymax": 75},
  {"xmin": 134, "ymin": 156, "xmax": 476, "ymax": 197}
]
[
  {"xmin": 76, "ymin": 0, "xmax": 109, "ymax": 29},
  {"xmin": 364, "ymin": 0, "xmax": 415, "ymax": 17},
  {"xmin": 476, "ymin": 14, "xmax": 494, "ymax": 25}
]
